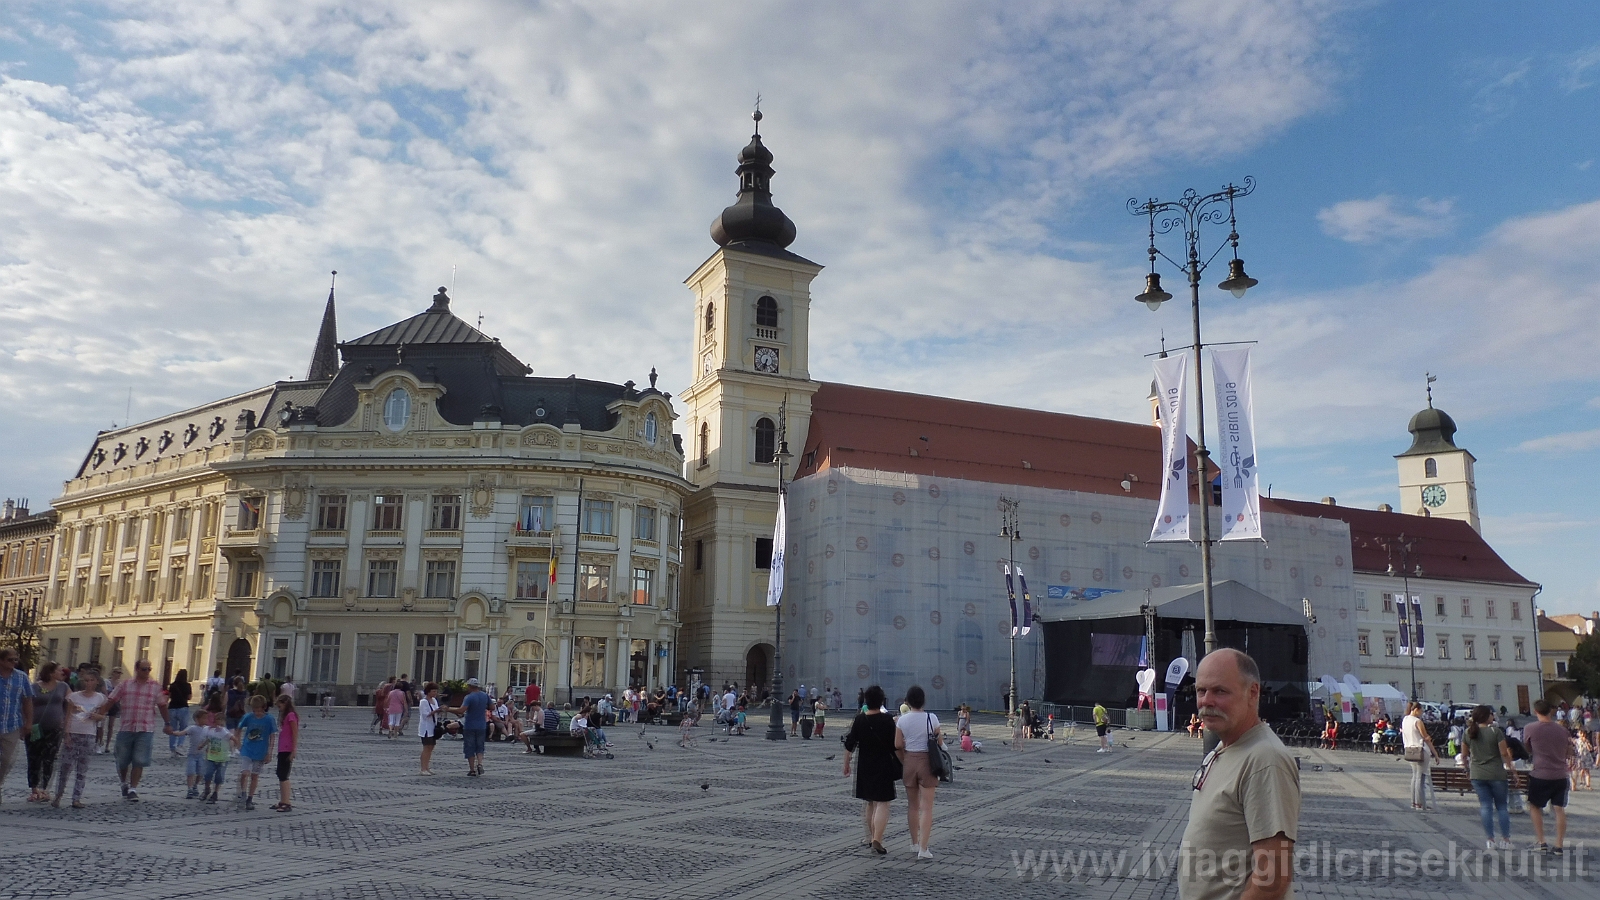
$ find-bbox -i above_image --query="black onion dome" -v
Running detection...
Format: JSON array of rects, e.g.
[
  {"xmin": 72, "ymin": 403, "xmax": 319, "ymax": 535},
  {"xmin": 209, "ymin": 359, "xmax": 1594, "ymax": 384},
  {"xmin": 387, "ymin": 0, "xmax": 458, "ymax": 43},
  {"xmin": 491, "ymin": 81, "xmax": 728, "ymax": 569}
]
[
  {"xmin": 1398, "ymin": 405, "xmax": 1460, "ymax": 457},
  {"xmin": 710, "ymin": 114, "xmax": 797, "ymax": 249}
]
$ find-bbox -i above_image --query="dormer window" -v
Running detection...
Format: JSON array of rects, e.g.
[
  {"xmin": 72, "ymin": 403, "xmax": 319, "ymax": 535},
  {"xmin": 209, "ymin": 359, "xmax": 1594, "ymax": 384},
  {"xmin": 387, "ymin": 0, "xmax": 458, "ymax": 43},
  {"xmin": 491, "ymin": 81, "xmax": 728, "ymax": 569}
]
[
  {"xmin": 644, "ymin": 411, "xmax": 658, "ymax": 446},
  {"xmin": 1424, "ymin": 458, "xmax": 1437, "ymax": 478},
  {"xmin": 756, "ymin": 296, "xmax": 778, "ymax": 328},
  {"xmin": 383, "ymin": 389, "xmax": 411, "ymax": 431}
]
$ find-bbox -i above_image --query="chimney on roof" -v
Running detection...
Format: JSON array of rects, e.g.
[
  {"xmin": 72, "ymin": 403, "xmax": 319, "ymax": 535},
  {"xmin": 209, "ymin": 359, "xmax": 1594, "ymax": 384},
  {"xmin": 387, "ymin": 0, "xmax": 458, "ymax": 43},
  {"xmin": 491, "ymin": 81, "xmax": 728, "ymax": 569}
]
[
  {"xmin": 1377, "ymin": 503, "xmax": 1392, "ymax": 512},
  {"xmin": 1, "ymin": 499, "xmax": 12, "ymax": 522},
  {"xmin": 1321, "ymin": 497, "xmax": 1336, "ymax": 506}
]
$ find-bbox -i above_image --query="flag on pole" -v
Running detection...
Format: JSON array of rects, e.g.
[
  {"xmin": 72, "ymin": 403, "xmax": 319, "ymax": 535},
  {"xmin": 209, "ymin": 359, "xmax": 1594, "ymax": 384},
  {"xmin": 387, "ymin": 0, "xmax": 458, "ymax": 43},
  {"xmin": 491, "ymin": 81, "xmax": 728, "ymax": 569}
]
[
  {"xmin": 765, "ymin": 493, "xmax": 787, "ymax": 607},
  {"xmin": 1411, "ymin": 597, "xmax": 1425, "ymax": 657},
  {"xmin": 1150, "ymin": 353, "xmax": 1191, "ymax": 542},
  {"xmin": 1211, "ymin": 347, "xmax": 1262, "ymax": 541},
  {"xmin": 1017, "ymin": 567, "xmax": 1033, "ymax": 636},
  {"xmin": 1005, "ymin": 564, "xmax": 1018, "ymax": 636}
]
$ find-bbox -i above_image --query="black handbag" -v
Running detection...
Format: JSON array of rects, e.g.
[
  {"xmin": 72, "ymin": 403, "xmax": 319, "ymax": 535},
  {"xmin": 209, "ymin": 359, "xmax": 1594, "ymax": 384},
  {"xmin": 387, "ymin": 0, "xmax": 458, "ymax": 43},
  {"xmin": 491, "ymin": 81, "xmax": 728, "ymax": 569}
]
[{"xmin": 927, "ymin": 713, "xmax": 953, "ymax": 783}]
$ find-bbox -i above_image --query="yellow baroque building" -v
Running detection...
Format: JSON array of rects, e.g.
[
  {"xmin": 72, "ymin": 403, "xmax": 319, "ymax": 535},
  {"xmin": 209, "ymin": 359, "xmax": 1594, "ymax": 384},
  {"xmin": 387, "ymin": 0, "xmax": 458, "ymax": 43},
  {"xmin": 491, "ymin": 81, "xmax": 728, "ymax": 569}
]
[{"xmin": 41, "ymin": 286, "xmax": 690, "ymax": 704}]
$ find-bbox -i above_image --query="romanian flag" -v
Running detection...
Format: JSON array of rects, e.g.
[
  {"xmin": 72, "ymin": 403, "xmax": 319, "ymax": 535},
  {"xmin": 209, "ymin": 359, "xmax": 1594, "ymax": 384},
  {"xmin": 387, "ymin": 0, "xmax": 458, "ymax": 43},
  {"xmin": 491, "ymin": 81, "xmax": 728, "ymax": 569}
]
[{"xmin": 548, "ymin": 555, "xmax": 557, "ymax": 585}]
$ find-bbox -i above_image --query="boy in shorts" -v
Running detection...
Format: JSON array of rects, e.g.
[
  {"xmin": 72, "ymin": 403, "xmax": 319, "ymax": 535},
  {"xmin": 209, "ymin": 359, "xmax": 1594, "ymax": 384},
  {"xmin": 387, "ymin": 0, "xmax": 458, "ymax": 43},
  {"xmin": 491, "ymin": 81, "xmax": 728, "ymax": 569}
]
[{"xmin": 235, "ymin": 695, "xmax": 278, "ymax": 811}]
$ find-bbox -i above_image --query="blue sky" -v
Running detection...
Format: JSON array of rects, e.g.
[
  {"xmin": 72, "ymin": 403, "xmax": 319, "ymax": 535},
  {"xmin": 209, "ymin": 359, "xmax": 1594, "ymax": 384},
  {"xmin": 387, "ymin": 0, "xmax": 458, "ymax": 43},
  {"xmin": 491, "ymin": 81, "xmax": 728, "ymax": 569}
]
[{"xmin": 0, "ymin": 1, "xmax": 1596, "ymax": 614}]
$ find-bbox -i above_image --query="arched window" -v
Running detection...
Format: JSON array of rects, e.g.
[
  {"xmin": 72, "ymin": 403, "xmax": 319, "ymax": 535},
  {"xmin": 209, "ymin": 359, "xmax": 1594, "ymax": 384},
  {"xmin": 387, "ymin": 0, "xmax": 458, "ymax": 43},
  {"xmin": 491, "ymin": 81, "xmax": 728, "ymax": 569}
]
[
  {"xmin": 1424, "ymin": 458, "xmax": 1437, "ymax": 478},
  {"xmin": 508, "ymin": 640, "xmax": 545, "ymax": 692},
  {"xmin": 644, "ymin": 411, "xmax": 658, "ymax": 445},
  {"xmin": 704, "ymin": 303, "xmax": 715, "ymax": 333},
  {"xmin": 756, "ymin": 296, "xmax": 779, "ymax": 328},
  {"xmin": 699, "ymin": 422, "xmax": 710, "ymax": 466},
  {"xmin": 754, "ymin": 418, "xmax": 776, "ymax": 464},
  {"xmin": 383, "ymin": 388, "xmax": 411, "ymax": 431}
]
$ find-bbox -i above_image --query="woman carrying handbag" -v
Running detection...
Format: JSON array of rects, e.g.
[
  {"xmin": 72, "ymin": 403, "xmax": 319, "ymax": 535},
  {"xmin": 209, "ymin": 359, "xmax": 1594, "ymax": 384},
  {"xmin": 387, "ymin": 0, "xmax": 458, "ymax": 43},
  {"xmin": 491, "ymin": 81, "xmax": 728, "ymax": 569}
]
[
  {"xmin": 843, "ymin": 685, "xmax": 898, "ymax": 855},
  {"xmin": 1400, "ymin": 701, "xmax": 1438, "ymax": 810},
  {"xmin": 893, "ymin": 685, "xmax": 943, "ymax": 860}
]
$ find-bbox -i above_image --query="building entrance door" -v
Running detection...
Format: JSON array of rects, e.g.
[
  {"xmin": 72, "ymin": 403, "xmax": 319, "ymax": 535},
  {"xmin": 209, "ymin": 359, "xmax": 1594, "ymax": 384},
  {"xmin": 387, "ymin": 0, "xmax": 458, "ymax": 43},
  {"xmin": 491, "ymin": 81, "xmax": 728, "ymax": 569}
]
[{"xmin": 225, "ymin": 638, "xmax": 252, "ymax": 680}]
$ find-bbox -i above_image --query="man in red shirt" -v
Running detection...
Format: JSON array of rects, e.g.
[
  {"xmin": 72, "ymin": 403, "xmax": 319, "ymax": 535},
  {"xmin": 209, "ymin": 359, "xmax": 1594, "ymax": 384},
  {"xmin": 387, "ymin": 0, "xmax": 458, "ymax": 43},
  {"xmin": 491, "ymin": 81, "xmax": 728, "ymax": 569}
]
[
  {"xmin": 1524, "ymin": 699, "xmax": 1577, "ymax": 855},
  {"xmin": 524, "ymin": 681, "xmax": 541, "ymax": 712},
  {"xmin": 108, "ymin": 659, "xmax": 169, "ymax": 802}
]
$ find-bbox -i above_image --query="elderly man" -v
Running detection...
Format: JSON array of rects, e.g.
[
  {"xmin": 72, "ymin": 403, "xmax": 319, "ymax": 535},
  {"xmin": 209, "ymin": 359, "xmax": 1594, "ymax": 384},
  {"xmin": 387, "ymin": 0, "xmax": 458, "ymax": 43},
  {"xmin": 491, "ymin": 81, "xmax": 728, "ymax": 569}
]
[
  {"xmin": 1179, "ymin": 649, "xmax": 1298, "ymax": 900},
  {"xmin": 0, "ymin": 647, "xmax": 35, "ymax": 805}
]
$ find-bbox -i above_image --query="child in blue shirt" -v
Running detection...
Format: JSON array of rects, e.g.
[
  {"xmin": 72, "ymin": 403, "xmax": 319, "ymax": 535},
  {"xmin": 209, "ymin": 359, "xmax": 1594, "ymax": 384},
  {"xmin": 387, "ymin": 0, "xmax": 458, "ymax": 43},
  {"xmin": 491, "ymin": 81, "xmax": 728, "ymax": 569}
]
[
  {"xmin": 235, "ymin": 695, "xmax": 279, "ymax": 810},
  {"xmin": 166, "ymin": 709, "xmax": 234, "ymax": 801}
]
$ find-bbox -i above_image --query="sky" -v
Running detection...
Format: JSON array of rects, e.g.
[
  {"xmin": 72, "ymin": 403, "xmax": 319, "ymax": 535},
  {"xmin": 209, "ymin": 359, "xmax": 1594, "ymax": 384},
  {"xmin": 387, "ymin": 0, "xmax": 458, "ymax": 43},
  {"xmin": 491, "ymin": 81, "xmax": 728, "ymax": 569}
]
[{"xmin": 1, "ymin": 1, "xmax": 1597, "ymax": 615}]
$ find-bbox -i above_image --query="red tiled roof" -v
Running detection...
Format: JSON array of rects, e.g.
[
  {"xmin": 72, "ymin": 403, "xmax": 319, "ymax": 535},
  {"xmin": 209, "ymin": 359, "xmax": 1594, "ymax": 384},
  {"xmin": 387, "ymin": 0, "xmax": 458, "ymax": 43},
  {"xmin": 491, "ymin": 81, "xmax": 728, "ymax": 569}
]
[
  {"xmin": 795, "ymin": 382, "xmax": 1197, "ymax": 502},
  {"xmin": 1259, "ymin": 497, "xmax": 1535, "ymax": 587}
]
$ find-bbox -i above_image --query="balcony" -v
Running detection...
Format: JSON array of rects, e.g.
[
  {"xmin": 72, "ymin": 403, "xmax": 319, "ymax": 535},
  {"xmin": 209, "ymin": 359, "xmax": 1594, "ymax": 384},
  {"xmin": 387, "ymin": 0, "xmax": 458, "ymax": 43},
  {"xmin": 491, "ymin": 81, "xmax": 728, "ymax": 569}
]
[
  {"xmin": 754, "ymin": 326, "xmax": 780, "ymax": 341},
  {"xmin": 220, "ymin": 527, "xmax": 265, "ymax": 548}
]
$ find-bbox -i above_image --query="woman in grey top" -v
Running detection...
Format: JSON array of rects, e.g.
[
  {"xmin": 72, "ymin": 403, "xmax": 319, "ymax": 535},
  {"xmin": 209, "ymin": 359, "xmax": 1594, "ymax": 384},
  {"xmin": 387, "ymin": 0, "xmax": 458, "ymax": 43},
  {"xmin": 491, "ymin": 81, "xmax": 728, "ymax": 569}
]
[
  {"xmin": 26, "ymin": 662, "xmax": 70, "ymax": 802},
  {"xmin": 1464, "ymin": 704, "xmax": 1517, "ymax": 851}
]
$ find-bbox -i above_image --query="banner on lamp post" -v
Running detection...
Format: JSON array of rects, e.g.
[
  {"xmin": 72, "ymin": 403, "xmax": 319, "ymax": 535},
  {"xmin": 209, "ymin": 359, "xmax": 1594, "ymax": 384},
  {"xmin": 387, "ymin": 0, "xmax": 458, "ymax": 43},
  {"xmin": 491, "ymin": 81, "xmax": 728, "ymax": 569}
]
[
  {"xmin": 1150, "ymin": 353, "xmax": 1191, "ymax": 542},
  {"xmin": 1397, "ymin": 593, "xmax": 1411, "ymax": 656},
  {"xmin": 1411, "ymin": 597, "xmax": 1426, "ymax": 657},
  {"xmin": 1211, "ymin": 347, "xmax": 1262, "ymax": 541},
  {"xmin": 765, "ymin": 493, "xmax": 787, "ymax": 607}
]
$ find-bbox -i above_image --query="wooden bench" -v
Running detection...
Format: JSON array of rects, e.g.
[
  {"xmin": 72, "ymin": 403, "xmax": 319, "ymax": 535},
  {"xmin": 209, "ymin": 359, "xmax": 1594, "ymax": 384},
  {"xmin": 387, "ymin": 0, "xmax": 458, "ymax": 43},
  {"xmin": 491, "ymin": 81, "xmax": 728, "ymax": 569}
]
[
  {"xmin": 525, "ymin": 733, "xmax": 586, "ymax": 756},
  {"xmin": 1431, "ymin": 767, "xmax": 1524, "ymax": 795}
]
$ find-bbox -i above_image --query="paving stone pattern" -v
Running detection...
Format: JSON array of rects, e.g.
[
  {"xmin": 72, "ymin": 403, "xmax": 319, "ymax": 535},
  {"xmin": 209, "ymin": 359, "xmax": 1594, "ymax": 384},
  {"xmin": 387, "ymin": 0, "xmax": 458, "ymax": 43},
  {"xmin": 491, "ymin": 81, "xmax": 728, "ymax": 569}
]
[{"xmin": 1, "ymin": 713, "xmax": 1596, "ymax": 899}]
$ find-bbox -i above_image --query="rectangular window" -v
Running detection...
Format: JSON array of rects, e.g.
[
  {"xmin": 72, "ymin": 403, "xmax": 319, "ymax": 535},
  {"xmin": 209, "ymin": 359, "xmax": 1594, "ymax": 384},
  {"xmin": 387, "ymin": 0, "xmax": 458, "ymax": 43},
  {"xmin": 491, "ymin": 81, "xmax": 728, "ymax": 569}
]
[
  {"xmin": 1493, "ymin": 684, "xmax": 1503, "ymax": 702},
  {"xmin": 113, "ymin": 637, "xmax": 125, "ymax": 670},
  {"xmin": 1442, "ymin": 683, "xmax": 1452, "ymax": 701},
  {"xmin": 1511, "ymin": 601, "xmax": 1522, "ymax": 620},
  {"xmin": 310, "ymin": 560, "xmax": 342, "ymax": 597},
  {"xmin": 372, "ymin": 494, "xmax": 404, "ymax": 531},
  {"xmin": 237, "ymin": 498, "xmax": 261, "ymax": 531},
  {"xmin": 578, "ymin": 563, "xmax": 611, "ymax": 603},
  {"xmin": 1485, "ymin": 599, "xmax": 1496, "ymax": 619},
  {"xmin": 463, "ymin": 638, "xmax": 481, "ymax": 682},
  {"xmin": 148, "ymin": 513, "xmax": 164, "ymax": 546},
  {"xmin": 136, "ymin": 635, "xmax": 150, "ymax": 661},
  {"xmin": 1354, "ymin": 590, "xmax": 1366, "ymax": 611},
  {"xmin": 1461, "ymin": 598, "xmax": 1471, "ymax": 617},
  {"xmin": 1358, "ymin": 632, "xmax": 1370, "ymax": 656},
  {"xmin": 694, "ymin": 539, "xmax": 704, "ymax": 571},
  {"xmin": 429, "ymin": 494, "xmax": 462, "ymax": 531},
  {"xmin": 74, "ymin": 578, "xmax": 87, "ymax": 608},
  {"xmin": 196, "ymin": 565, "xmax": 213, "ymax": 600},
  {"xmin": 1436, "ymin": 596, "xmax": 1446, "ymax": 617},
  {"xmin": 271, "ymin": 637, "xmax": 289, "ymax": 679},
  {"xmin": 367, "ymin": 560, "xmax": 398, "ymax": 598},
  {"xmin": 754, "ymin": 537, "xmax": 774, "ymax": 570},
  {"xmin": 635, "ymin": 506, "xmax": 657, "ymax": 542},
  {"xmin": 1438, "ymin": 635, "xmax": 1450, "ymax": 659},
  {"xmin": 1383, "ymin": 633, "xmax": 1397, "ymax": 657},
  {"xmin": 1514, "ymin": 639, "xmax": 1525, "ymax": 661},
  {"xmin": 315, "ymin": 494, "xmax": 348, "ymax": 531},
  {"xmin": 95, "ymin": 574, "xmax": 110, "ymax": 605},
  {"xmin": 1416, "ymin": 681, "xmax": 1426, "ymax": 697},
  {"xmin": 89, "ymin": 636, "xmax": 102, "ymax": 665},
  {"xmin": 632, "ymin": 567, "xmax": 653, "ymax": 605},
  {"xmin": 573, "ymin": 636, "xmax": 607, "ymax": 687},
  {"xmin": 310, "ymin": 633, "xmax": 341, "ymax": 683},
  {"xmin": 143, "ymin": 568, "xmax": 158, "ymax": 602},
  {"xmin": 667, "ymin": 572, "xmax": 678, "ymax": 611},
  {"xmin": 1463, "ymin": 637, "xmax": 1476, "ymax": 661},
  {"xmin": 1557, "ymin": 661, "xmax": 1568, "ymax": 677},
  {"xmin": 1468, "ymin": 684, "xmax": 1478, "ymax": 702},
  {"xmin": 188, "ymin": 634, "xmax": 204, "ymax": 676},
  {"xmin": 581, "ymin": 499, "xmax": 615, "ymax": 536},
  {"xmin": 516, "ymin": 495, "xmax": 553, "ymax": 534},
  {"xmin": 67, "ymin": 637, "xmax": 80, "ymax": 668},
  {"xmin": 424, "ymin": 560, "xmax": 457, "ymax": 598},
  {"xmin": 1489, "ymin": 639, "xmax": 1501, "ymax": 661},
  {"xmin": 515, "ymin": 561, "xmax": 549, "ymax": 600},
  {"xmin": 667, "ymin": 513, "xmax": 680, "ymax": 548},
  {"xmin": 355, "ymin": 633, "xmax": 398, "ymax": 688},
  {"xmin": 167, "ymin": 566, "xmax": 184, "ymax": 601},
  {"xmin": 231, "ymin": 561, "xmax": 260, "ymax": 599},
  {"xmin": 172, "ymin": 506, "xmax": 191, "ymax": 541},
  {"xmin": 413, "ymin": 634, "xmax": 444, "ymax": 684},
  {"xmin": 123, "ymin": 520, "xmax": 138, "ymax": 549},
  {"xmin": 1382, "ymin": 594, "xmax": 1394, "ymax": 614},
  {"xmin": 47, "ymin": 638, "xmax": 59, "ymax": 661},
  {"xmin": 203, "ymin": 503, "xmax": 219, "ymax": 537}
]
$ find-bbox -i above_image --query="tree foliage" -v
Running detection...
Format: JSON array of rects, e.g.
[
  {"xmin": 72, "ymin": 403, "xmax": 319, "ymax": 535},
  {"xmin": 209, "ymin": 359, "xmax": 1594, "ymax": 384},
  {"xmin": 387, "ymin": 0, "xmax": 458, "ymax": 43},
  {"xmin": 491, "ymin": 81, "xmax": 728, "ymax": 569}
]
[{"xmin": 1568, "ymin": 631, "xmax": 1600, "ymax": 699}]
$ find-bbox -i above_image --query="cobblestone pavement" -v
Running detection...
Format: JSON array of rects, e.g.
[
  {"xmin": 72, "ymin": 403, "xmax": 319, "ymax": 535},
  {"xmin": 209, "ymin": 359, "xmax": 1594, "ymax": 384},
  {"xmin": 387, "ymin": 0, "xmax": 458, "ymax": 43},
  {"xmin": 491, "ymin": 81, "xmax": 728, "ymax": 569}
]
[{"xmin": 2, "ymin": 713, "xmax": 1596, "ymax": 899}]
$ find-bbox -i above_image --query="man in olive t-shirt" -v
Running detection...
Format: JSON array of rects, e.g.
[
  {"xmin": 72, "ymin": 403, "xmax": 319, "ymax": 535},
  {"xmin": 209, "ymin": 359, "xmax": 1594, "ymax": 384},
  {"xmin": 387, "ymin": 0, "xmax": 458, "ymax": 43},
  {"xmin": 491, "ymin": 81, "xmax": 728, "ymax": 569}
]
[{"xmin": 1179, "ymin": 649, "xmax": 1299, "ymax": 900}]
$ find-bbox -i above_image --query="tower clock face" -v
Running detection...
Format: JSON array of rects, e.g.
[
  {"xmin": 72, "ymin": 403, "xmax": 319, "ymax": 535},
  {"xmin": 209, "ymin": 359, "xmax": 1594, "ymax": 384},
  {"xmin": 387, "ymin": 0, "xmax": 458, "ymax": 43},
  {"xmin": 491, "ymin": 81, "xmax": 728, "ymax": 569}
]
[
  {"xmin": 754, "ymin": 346, "xmax": 780, "ymax": 374},
  {"xmin": 1421, "ymin": 484, "xmax": 1447, "ymax": 508}
]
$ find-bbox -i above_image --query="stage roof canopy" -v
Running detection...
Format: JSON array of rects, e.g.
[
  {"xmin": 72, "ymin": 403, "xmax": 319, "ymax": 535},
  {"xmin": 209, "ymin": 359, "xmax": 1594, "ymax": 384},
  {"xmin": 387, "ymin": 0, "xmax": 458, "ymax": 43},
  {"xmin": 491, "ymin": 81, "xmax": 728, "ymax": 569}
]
[{"xmin": 1040, "ymin": 580, "xmax": 1308, "ymax": 627}]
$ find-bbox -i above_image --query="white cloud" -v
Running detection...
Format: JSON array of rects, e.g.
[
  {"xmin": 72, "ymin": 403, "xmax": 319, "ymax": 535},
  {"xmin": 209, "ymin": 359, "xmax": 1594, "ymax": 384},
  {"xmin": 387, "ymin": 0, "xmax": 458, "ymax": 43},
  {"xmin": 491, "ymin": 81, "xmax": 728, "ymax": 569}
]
[
  {"xmin": 1316, "ymin": 195, "xmax": 1458, "ymax": 244},
  {"xmin": 1516, "ymin": 429, "xmax": 1600, "ymax": 455}
]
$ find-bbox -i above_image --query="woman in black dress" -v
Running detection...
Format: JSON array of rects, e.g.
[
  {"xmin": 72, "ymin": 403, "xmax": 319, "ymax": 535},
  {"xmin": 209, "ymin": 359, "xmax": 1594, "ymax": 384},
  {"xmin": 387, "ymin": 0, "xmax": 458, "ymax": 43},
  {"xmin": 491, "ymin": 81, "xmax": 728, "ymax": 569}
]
[{"xmin": 843, "ymin": 684, "xmax": 897, "ymax": 855}]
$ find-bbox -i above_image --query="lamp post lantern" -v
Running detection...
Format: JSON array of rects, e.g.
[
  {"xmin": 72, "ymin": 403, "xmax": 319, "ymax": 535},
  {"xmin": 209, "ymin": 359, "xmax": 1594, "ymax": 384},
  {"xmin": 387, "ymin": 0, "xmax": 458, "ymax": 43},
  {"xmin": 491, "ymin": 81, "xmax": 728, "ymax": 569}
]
[{"xmin": 1128, "ymin": 179, "xmax": 1259, "ymax": 657}]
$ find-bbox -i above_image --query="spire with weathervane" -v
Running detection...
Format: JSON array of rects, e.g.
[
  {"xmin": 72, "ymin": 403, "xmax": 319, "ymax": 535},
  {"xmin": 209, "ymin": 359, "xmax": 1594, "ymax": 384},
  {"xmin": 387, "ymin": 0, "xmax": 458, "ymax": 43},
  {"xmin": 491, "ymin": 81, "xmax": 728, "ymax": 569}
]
[
  {"xmin": 709, "ymin": 102, "xmax": 798, "ymax": 249},
  {"xmin": 306, "ymin": 270, "xmax": 340, "ymax": 381}
]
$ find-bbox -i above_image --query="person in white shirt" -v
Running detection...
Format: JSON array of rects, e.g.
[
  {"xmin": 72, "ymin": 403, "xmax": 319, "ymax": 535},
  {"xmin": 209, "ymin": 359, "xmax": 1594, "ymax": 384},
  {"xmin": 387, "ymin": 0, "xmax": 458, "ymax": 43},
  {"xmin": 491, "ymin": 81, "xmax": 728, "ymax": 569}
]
[
  {"xmin": 723, "ymin": 689, "xmax": 738, "ymax": 718},
  {"xmin": 893, "ymin": 684, "xmax": 942, "ymax": 860},
  {"xmin": 416, "ymin": 683, "xmax": 441, "ymax": 776},
  {"xmin": 1401, "ymin": 701, "xmax": 1440, "ymax": 810},
  {"xmin": 55, "ymin": 669, "xmax": 108, "ymax": 808}
]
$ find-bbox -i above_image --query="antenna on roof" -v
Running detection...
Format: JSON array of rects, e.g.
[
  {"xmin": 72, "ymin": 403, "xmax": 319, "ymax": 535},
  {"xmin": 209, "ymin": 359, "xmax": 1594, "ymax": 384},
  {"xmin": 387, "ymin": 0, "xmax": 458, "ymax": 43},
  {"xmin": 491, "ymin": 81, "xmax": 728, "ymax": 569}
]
[{"xmin": 1158, "ymin": 330, "xmax": 1168, "ymax": 359}]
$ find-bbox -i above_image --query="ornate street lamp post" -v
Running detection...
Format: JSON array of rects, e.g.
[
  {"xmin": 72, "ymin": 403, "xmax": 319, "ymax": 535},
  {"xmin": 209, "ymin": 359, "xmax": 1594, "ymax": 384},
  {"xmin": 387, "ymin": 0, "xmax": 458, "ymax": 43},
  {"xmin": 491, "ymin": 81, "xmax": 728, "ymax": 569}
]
[
  {"xmin": 1385, "ymin": 534, "xmax": 1424, "ymax": 701},
  {"xmin": 1000, "ymin": 497, "xmax": 1021, "ymax": 723},
  {"xmin": 1128, "ymin": 180, "xmax": 1260, "ymax": 657},
  {"xmin": 765, "ymin": 415, "xmax": 793, "ymax": 741}
]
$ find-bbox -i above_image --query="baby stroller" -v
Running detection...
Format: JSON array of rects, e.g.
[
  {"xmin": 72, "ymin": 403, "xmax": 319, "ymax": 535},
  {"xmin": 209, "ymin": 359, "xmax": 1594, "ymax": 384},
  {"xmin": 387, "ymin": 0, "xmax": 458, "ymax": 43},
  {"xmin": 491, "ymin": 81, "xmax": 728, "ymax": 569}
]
[{"xmin": 581, "ymin": 726, "xmax": 614, "ymax": 760}]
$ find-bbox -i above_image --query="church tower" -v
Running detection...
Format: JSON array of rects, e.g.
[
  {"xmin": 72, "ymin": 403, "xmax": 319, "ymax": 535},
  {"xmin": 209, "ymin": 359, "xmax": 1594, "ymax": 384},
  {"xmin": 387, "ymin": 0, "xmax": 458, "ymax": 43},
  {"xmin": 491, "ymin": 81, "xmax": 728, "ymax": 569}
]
[
  {"xmin": 1395, "ymin": 385, "xmax": 1480, "ymax": 532},
  {"xmin": 679, "ymin": 112, "xmax": 823, "ymax": 689}
]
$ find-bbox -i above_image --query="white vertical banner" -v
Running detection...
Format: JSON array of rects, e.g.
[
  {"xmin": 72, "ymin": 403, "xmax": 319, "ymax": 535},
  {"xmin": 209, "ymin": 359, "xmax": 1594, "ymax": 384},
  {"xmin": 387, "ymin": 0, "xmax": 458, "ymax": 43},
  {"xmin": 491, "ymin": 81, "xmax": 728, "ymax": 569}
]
[
  {"xmin": 765, "ymin": 493, "xmax": 787, "ymax": 606},
  {"xmin": 1150, "ymin": 352, "xmax": 1191, "ymax": 542},
  {"xmin": 1211, "ymin": 346, "xmax": 1262, "ymax": 541}
]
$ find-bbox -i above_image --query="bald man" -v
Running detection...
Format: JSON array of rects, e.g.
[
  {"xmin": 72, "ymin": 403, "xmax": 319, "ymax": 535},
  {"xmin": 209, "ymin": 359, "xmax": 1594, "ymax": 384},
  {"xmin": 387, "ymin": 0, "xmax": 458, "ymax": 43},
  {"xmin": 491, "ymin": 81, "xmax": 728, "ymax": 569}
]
[{"xmin": 1178, "ymin": 648, "xmax": 1299, "ymax": 900}]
